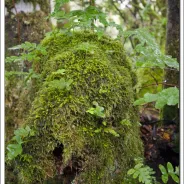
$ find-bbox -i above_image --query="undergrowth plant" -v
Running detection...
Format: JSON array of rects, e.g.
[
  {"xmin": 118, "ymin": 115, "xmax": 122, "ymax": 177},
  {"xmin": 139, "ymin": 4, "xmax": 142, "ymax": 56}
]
[
  {"xmin": 122, "ymin": 28, "xmax": 179, "ymax": 110},
  {"xmin": 127, "ymin": 158, "xmax": 156, "ymax": 184},
  {"xmin": 123, "ymin": 27, "xmax": 179, "ymax": 184},
  {"xmin": 5, "ymin": 42, "xmax": 46, "ymax": 81},
  {"xmin": 127, "ymin": 159, "xmax": 179, "ymax": 184},
  {"xmin": 159, "ymin": 162, "xmax": 179, "ymax": 183},
  {"xmin": 86, "ymin": 101, "xmax": 121, "ymax": 137},
  {"xmin": 6, "ymin": 126, "xmax": 35, "ymax": 161}
]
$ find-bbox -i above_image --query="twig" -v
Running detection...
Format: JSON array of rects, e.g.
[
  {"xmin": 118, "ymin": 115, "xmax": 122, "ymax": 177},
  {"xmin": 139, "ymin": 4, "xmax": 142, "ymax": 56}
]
[
  {"xmin": 126, "ymin": 5, "xmax": 136, "ymax": 19},
  {"xmin": 111, "ymin": 0, "xmax": 126, "ymax": 22},
  {"xmin": 129, "ymin": 36, "xmax": 135, "ymax": 49},
  {"xmin": 142, "ymin": 82, "xmax": 179, "ymax": 88},
  {"xmin": 89, "ymin": 0, "xmax": 95, "ymax": 31},
  {"xmin": 134, "ymin": 66, "xmax": 178, "ymax": 71},
  {"xmin": 149, "ymin": 71, "xmax": 159, "ymax": 85}
]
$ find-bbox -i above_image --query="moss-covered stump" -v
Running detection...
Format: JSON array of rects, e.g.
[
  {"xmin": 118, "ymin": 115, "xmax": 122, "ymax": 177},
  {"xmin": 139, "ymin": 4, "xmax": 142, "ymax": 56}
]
[{"xmin": 15, "ymin": 31, "xmax": 143, "ymax": 183}]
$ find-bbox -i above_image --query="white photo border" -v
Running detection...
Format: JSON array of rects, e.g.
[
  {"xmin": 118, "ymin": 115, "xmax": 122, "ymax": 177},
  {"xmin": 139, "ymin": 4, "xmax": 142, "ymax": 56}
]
[{"xmin": 1, "ymin": 0, "xmax": 183, "ymax": 183}]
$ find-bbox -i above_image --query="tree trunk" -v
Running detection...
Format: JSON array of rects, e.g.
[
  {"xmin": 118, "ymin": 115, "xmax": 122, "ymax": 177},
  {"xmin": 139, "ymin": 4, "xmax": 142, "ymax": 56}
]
[
  {"xmin": 163, "ymin": 0, "xmax": 180, "ymax": 124},
  {"xmin": 5, "ymin": 1, "xmax": 52, "ymax": 183}
]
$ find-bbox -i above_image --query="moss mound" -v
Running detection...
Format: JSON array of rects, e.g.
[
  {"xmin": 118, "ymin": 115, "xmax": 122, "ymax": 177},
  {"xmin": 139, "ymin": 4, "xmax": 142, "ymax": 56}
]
[{"xmin": 16, "ymin": 31, "xmax": 143, "ymax": 183}]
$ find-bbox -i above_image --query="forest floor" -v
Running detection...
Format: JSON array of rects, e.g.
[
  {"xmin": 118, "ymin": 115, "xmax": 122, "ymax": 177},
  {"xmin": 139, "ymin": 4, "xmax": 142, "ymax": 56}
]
[{"xmin": 140, "ymin": 108, "xmax": 179, "ymax": 184}]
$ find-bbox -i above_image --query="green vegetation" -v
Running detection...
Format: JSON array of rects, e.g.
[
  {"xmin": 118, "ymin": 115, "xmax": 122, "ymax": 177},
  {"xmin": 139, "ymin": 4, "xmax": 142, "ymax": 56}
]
[
  {"xmin": 159, "ymin": 162, "xmax": 179, "ymax": 184},
  {"xmin": 127, "ymin": 160, "xmax": 179, "ymax": 184},
  {"xmin": 7, "ymin": 126, "xmax": 35, "ymax": 160},
  {"xmin": 5, "ymin": 0, "xmax": 180, "ymax": 183},
  {"xmin": 6, "ymin": 31, "xmax": 143, "ymax": 183},
  {"xmin": 127, "ymin": 159, "xmax": 156, "ymax": 184}
]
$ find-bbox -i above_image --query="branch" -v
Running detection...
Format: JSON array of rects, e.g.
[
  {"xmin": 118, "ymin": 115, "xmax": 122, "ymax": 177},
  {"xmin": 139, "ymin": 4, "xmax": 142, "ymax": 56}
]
[
  {"xmin": 111, "ymin": 0, "xmax": 126, "ymax": 22},
  {"xmin": 126, "ymin": 5, "xmax": 136, "ymax": 19},
  {"xmin": 142, "ymin": 82, "xmax": 179, "ymax": 88},
  {"xmin": 149, "ymin": 71, "xmax": 159, "ymax": 85},
  {"xmin": 129, "ymin": 36, "xmax": 135, "ymax": 49}
]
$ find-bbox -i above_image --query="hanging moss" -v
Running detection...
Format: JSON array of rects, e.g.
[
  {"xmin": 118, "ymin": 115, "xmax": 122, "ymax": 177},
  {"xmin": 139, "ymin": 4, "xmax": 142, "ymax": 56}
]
[{"xmin": 13, "ymin": 31, "xmax": 143, "ymax": 183}]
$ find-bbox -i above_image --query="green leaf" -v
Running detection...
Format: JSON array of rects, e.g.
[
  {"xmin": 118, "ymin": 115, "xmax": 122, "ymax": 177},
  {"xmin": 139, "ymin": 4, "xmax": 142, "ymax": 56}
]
[
  {"xmin": 144, "ymin": 93, "xmax": 158, "ymax": 103},
  {"xmin": 104, "ymin": 128, "xmax": 120, "ymax": 137},
  {"xmin": 175, "ymin": 166, "xmax": 179, "ymax": 175},
  {"xmin": 7, "ymin": 144, "xmax": 22, "ymax": 160},
  {"xmin": 127, "ymin": 162, "xmax": 156, "ymax": 183},
  {"xmin": 127, "ymin": 168, "xmax": 135, "ymax": 175},
  {"xmin": 138, "ymin": 174, "xmax": 143, "ymax": 182},
  {"xmin": 5, "ymin": 56, "xmax": 23, "ymax": 63},
  {"xmin": 9, "ymin": 42, "xmax": 37, "ymax": 51},
  {"xmin": 155, "ymin": 98, "xmax": 167, "ymax": 109},
  {"xmin": 123, "ymin": 28, "xmax": 179, "ymax": 71},
  {"xmin": 133, "ymin": 171, "xmax": 139, "ymax": 179},
  {"xmin": 12, "ymin": 135, "xmax": 23, "ymax": 144},
  {"xmin": 54, "ymin": 0, "xmax": 70, "ymax": 12},
  {"xmin": 5, "ymin": 71, "xmax": 29, "ymax": 79},
  {"xmin": 86, "ymin": 103, "xmax": 105, "ymax": 118},
  {"xmin": 159, "ymin": 164, "xmax": 169, "ymax": 183},
  {"xmin": 95, "ymin": 106, "xmax": 105, "ymax": 118},
  {"xmin": 25, "ymin": 126, "xmax": 31, "ymax": 132},
  {"xmin": 159, "ymin": 164, "xmax": 168, "ymax": 175},
  {"xmin": 170, "ymin": 173, "xmax": 179, "ymax": 183},
  {"xmin": 102, "ymin": 121, "xmax": 107, "ymax": 126},
  {"xmin": 47, "ymin": 79, "xmax": 72, "ymax": 90},
  {"xmin": 52, "ymin": 69, "xmax": 65, "ymax": 75},
  {"xmin": 134, "ymin": 163, "xmax": 143, "ymax": 169},
  {"xmin": 120, "ymin": 119, "xmax": 132, "ymax": 126},
  {"xmin": 164, "ymin": 55, "xmax": 179, "ymax": 70},
  {"xmin": 86, "ymin": 108, "xmax": 95, "ymax": 115},
  {"xmin": 161, "ymin": 174, "xmax": 168, "ymax": 183},
  {"xmin": 167, "ymin": 162, "xmax": 174, "ymax": 174},
  {"xmin": 134, "ymin": 87, "xmax": 179, "ymax": 109},
  {"xmin": 8, "ymin": 44, "xmax": 22, "ymax": 50},
  {"xmin": 133, "ymin": 98, "xmax": 146, "ymax": 106},
  {"xmin": 94, "ymin": 128, "xmax": 102, "ymax": 133},
  {"xmin": 14, "ymin": 128, "xmax": 29, "ymax": 138}
]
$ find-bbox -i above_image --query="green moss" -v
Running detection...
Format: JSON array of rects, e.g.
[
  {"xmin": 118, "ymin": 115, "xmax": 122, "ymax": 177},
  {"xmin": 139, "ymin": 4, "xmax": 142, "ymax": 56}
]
[{"xmin": 14, "ymin": 31, "xmax": 143, "ymax": 183}]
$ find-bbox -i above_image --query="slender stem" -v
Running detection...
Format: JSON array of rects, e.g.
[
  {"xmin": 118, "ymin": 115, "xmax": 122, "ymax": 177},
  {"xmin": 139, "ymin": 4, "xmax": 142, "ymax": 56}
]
[
  {"xmin": 129, "ymin": 37, "xmax": 135, "ymax": 49},
  {"xmin": 111, "ymin": 0, "xmax": 126, "ymax": 23},
  {"xmin": 142, "ymin": 82, "xmax": 178, "ymax": 88},
  {"xmin": 149, "ymin": 71, "xmax": 159, "ymax": 85},
  {"xmin": 89, "ymin": 0, "xmax": 95, "ymax": 31},
  {"xmin": 90, "ymin": 0, "xmax": 95, "ymax": 6}
]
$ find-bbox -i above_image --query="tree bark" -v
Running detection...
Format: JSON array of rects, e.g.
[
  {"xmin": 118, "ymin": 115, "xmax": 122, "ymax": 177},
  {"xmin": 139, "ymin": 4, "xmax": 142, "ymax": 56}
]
[
  {"xmin": 5, "ymin": 1, "xmax": 52, "ymax": 183},
  {"xmin": 163, "ymin": 0, "xmax": 180, "ymax": 124}
]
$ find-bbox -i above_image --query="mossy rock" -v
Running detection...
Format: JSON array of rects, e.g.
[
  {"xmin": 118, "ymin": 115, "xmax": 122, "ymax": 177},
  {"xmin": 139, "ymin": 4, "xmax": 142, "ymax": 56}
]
[{"xmin": 15, "ymin": 31, "xmax": 143, "ymax": 183}]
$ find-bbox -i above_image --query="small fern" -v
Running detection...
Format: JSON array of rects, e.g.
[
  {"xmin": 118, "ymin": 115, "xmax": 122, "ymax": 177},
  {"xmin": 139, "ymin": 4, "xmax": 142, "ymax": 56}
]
[
  {"xmin": 6, "ymin": 42, "xmax": 47, "ymax": 64},
  {"xmin": 127, "ymin": 162, "xmax": 156, "ymax": 184},
  {"xmin": 45, "ymin": 78, "xmax": 73, "ymax": 91},
  {"xmin": 123, "ymin": 28, "xmax": 179, "ymax": 70}
]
